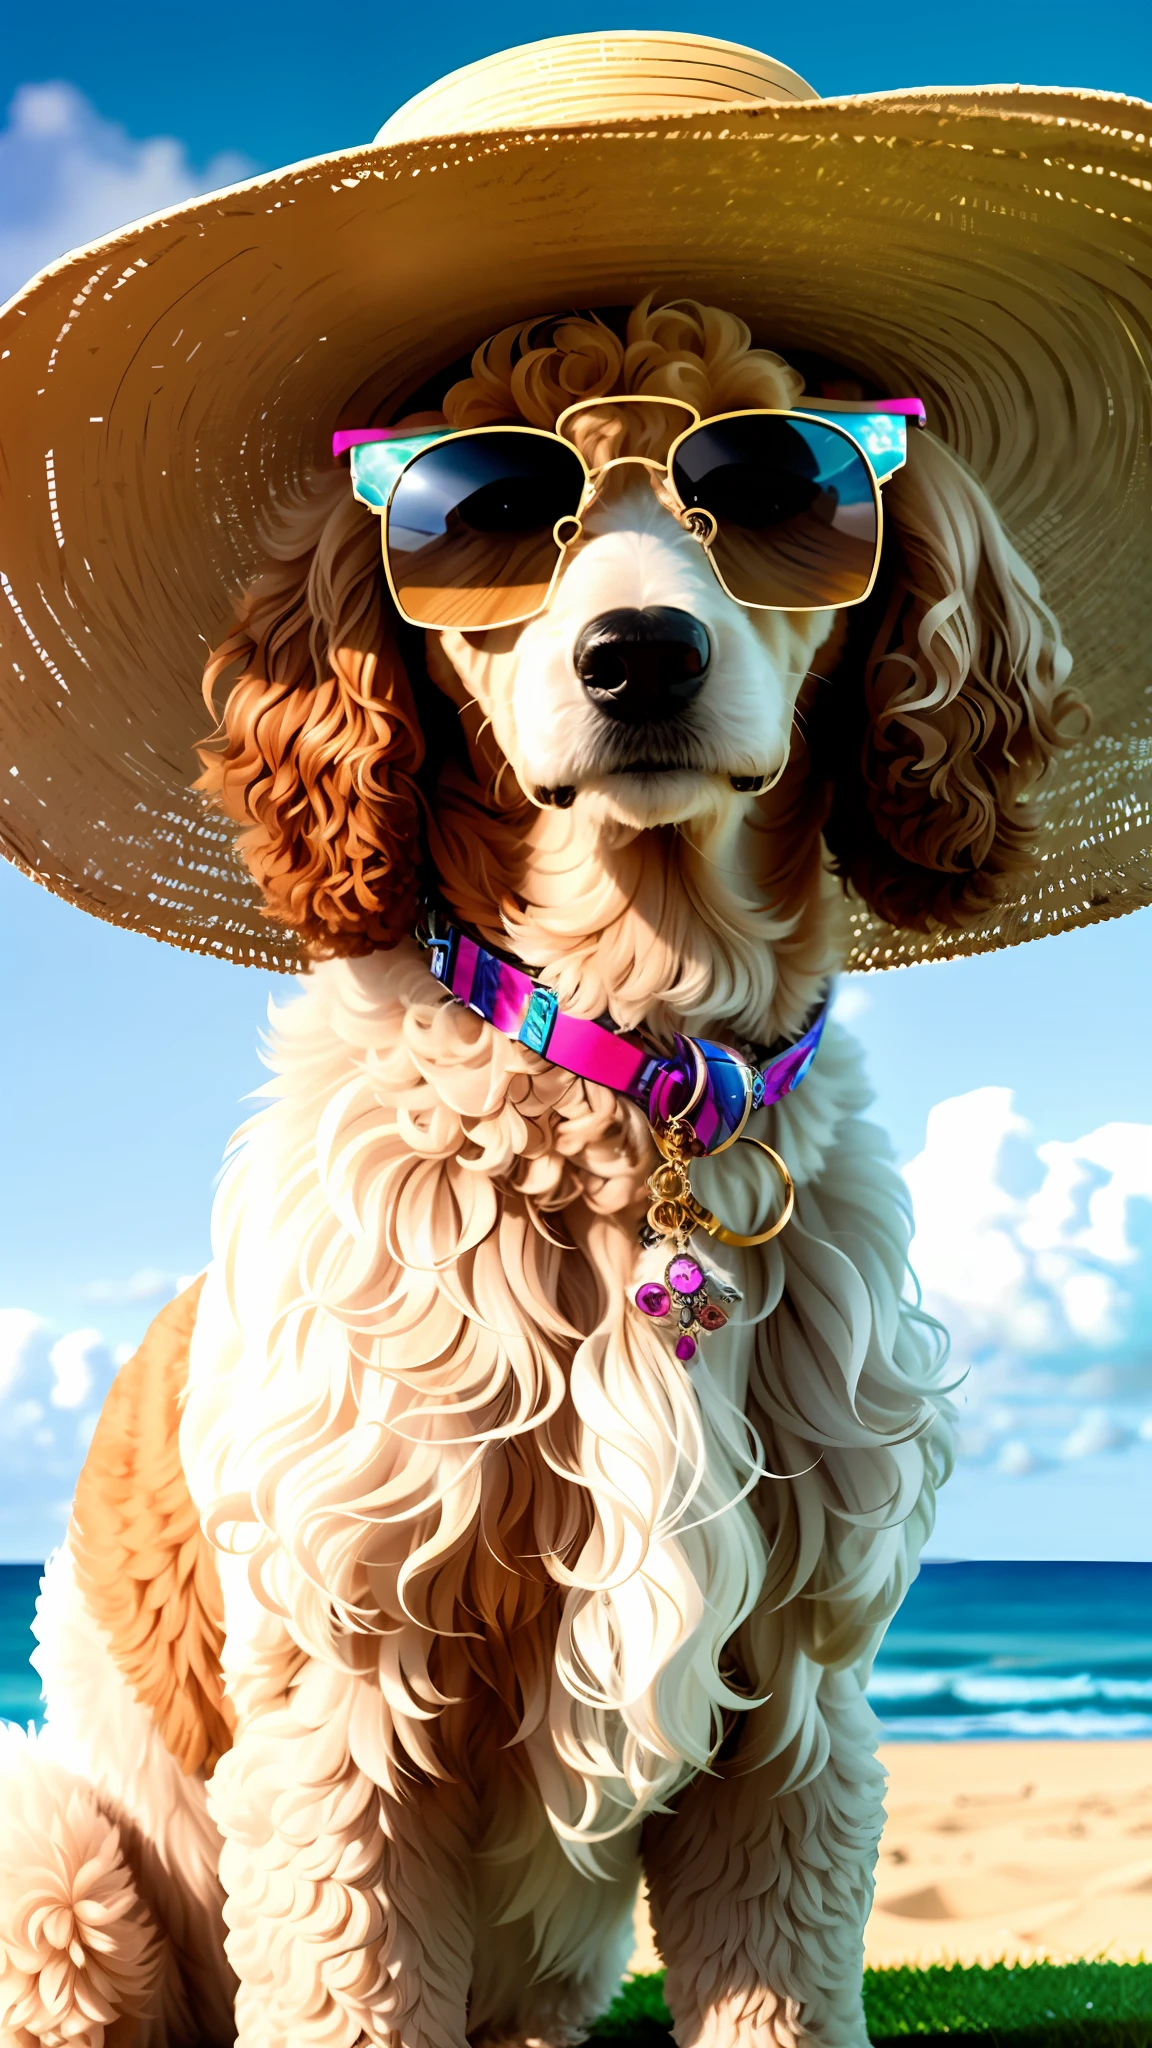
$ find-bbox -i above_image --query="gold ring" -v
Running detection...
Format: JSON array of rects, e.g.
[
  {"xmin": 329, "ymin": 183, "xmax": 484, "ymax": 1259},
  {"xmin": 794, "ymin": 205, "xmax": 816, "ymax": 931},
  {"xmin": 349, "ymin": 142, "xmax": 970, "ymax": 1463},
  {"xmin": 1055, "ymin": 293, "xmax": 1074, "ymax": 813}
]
[
  {"xmin": 652, "ymin": 1045, "xmax": 753, "ymax": 1160},
  {"xmin": 682, "ymin": 1137, "xmax": 795, "ymax": 1247}
]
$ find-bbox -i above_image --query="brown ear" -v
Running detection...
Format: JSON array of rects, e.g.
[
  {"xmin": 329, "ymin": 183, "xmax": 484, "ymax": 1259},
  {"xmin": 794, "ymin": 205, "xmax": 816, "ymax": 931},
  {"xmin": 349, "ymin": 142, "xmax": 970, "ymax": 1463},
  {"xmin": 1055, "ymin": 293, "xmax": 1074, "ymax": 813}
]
[
  {"xmin": 71, "ymin": 1277, "xmax": 234, "ymax": 1776},
  {"xmin": 196, "ymin": 479, "xmax": 423, "ymax": 954},
  {"xmin": 818, "ymin": 432, "xmax": 1088, "ymax": 932}
]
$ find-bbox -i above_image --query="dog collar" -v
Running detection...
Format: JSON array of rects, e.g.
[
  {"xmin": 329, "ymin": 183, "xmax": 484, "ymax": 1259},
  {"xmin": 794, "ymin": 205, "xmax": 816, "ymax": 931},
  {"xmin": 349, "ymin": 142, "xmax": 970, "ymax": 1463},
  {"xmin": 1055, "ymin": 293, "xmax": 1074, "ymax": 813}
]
[{"xmin": 418, "ymin": 907, "xmax": 828, "ymax": 1161}]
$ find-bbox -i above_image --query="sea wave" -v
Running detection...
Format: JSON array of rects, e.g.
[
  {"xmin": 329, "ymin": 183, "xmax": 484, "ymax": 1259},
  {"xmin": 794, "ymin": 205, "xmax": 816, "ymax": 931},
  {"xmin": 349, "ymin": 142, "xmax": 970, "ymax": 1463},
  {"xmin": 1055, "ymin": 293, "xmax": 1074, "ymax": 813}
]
[
  {"xmin": 867, "ymin": 1667, "xmax": 1152, "ymax": 1709},
  {"xmin": 7, "ymin": 1561, "xmax": 1152, "ymax": 1744},
  {"xmin": 878, "ymin": 1707, "xmax": 1152, "ymax": 1741}
]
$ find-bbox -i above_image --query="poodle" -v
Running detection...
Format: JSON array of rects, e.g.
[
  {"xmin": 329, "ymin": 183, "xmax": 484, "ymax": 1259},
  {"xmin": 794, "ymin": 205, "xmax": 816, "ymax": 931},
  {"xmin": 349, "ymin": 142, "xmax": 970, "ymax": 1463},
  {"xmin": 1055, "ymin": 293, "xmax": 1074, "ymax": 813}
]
[{"xmin": 0, "ymin": 297, "xmax": 1081, "ymax": 2048}]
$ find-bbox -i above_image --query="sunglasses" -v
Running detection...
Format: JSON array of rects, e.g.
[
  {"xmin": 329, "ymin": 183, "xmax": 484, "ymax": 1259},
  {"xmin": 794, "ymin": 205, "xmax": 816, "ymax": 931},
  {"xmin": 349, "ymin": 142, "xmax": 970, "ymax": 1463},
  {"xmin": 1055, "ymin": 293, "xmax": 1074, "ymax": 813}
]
[{"xmin": 333, "ymin": 392, "xmax": 926, "ymax": 634}]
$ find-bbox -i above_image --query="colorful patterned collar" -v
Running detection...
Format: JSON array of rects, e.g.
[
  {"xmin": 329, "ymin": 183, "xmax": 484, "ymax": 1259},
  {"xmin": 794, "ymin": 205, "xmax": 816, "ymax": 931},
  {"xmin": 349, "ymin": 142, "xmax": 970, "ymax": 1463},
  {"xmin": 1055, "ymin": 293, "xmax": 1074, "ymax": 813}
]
[{"xmin": 418, "ymin": 906, "xmax": 828, "ymax": 1159}]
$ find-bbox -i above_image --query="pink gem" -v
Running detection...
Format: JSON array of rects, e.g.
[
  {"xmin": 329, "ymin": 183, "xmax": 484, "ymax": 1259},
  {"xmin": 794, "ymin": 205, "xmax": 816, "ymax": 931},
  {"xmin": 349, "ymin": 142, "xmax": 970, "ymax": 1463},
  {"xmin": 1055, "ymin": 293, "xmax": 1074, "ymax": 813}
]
[
  {"xmin": 675, "ymin": 1335, "xmax": 697, "ymax": 1362},
  {"xmin": 636, "ymin": 1283, "xmax": 671, "ymax": 1319},
  {"xmin": 667, "ymin": 1256, "xmax": 704, "ymax": 1297},
  {"xmin": 697, "ymin": 1302, "xmax": 728, "ymax": 1332}
]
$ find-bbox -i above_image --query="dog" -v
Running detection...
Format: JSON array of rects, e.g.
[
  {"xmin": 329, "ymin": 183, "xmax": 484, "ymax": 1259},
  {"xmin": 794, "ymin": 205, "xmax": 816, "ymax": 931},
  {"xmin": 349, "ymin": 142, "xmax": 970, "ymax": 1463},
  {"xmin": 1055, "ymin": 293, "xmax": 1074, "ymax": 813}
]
[{"xmin": 0, "ymin": 296, "xmax": 1081, "ymax": 2048}]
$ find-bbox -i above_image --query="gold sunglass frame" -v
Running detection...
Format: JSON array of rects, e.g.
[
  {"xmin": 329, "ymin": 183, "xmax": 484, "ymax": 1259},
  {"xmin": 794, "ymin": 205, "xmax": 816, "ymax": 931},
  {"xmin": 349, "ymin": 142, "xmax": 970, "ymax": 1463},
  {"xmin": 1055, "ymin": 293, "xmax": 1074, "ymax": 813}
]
[{"xmin": 377, "ymin": 392, "xmax": 889, "ymax": 634}]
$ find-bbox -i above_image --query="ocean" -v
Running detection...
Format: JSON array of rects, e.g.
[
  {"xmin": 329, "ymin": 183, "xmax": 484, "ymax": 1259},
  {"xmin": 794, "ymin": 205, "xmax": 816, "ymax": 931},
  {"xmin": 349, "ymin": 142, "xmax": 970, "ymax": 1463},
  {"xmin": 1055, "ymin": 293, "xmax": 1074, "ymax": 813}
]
[
  {"xmin": 0, "ymin": 1564, "xmax": 46, "ymax": 1730},
  {"xmin": 2, "ymin": 1559, "xmax": 1151, "ymax": 1740},
  {"xmin": 871, "ymin": 1559, "xmax": 1152, "ymax": 1740}
]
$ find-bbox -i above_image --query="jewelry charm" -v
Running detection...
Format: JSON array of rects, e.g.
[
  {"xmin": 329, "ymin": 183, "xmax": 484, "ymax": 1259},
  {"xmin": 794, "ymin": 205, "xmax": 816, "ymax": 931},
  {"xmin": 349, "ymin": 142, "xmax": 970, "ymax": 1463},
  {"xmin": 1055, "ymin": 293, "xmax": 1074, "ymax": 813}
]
[
  {"xmin": 641, "ymin": 1113, "xmax": 795, "ymax": 1250},
  {"xmin": 633, "ymin": 1118, "xmax": 741, "ymax": 1357},
  {"xmin": 634, "ymin": 1250, "xmax": 739, "ymax": 1361}
]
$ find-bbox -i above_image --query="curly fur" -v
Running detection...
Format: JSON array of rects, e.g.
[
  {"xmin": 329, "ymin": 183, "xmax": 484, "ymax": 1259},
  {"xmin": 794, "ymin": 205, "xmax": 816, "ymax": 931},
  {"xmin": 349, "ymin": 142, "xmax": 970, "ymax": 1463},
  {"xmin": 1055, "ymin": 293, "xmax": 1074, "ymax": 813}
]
[
  {"xmin": 0, "ymin": 1731, "xmax": 161, "ymax": 2048},
  {"xmin": 70, "ymin": 1278, "xmax": 234, "ymax": 1778},
  {"xmin": 197, "ymin": 494, "xmax": 425, "ymax": 955},
  {"xmin": 9, "ymin": 293, "xmax": 1080, "ymax": 2048},
  {"xmin": 196, "ymin": 296, "xmax": 1083, "ymax": 959},
  {"xmin": 821, "ymin": 430, "xmax": 1086, "ymax": 928}
]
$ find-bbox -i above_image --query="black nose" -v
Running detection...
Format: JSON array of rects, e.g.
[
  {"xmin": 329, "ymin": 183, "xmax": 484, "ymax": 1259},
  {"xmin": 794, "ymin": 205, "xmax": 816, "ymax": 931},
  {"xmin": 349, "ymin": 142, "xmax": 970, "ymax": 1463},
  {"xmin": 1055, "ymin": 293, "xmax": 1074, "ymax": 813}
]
[{"xmin": 573, "ymin": 607, "xmax": 710, "ymax": 723}]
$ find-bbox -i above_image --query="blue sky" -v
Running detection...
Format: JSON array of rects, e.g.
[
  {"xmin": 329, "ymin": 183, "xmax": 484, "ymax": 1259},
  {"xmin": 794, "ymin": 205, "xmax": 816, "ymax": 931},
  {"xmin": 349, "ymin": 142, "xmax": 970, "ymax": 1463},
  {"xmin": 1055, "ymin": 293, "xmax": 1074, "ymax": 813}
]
[{"xmin": 1, "ymin": 0, "xmax": 1151, "ymax": 1562}]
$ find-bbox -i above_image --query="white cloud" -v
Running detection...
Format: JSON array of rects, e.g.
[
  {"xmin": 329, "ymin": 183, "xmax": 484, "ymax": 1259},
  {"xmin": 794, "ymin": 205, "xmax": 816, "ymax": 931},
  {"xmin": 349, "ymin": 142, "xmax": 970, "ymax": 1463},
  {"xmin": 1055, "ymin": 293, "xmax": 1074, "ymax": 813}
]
[
  {"xmin": 833, "ymin": 979, "xmax": 871, "ymax": 1027},
  {"xmin": 0, "ymin": 1309, "xmax": 47, "ymax": 1399},
  {"xmin": 904, "ymin": 1088, "xmax": 1152, "ymax": 1482},
  {"xmin": 905, "ymin": 1089, "xmax": 1151, "ymax": 1358},
  {"xmin": 0, "ymin": 82, "xmax": 253, "ymax": 305},
  {"xmin": 0, "ymin": 1311, "xmax": 118, "ymax": 1557},
  {"xmin": 1072, "ymin": 1363, "xmax": 1124, "ymax": 1399},
  {"xmin": 47, "ymin": 1328, "xmax": 109, "ymax": 1410},
  {"xmin": 0, "ymin": 1265, "xmax": 203, "ymax": 1553},
  {"xmin": 81, "ymin": 1268, "xmax": 176, "ymax": 1306},
  {"xmin": 996, "ymin": 1439, "xmax": 1041, "ymax": 1478},
  {"xmin": 1062, "ymin": 1408, "xmax": 1132, "ymax": 1461},
  {"xmin": 1025, "ymin": 1122, "xmax": 1152, "ymax": 1269}
]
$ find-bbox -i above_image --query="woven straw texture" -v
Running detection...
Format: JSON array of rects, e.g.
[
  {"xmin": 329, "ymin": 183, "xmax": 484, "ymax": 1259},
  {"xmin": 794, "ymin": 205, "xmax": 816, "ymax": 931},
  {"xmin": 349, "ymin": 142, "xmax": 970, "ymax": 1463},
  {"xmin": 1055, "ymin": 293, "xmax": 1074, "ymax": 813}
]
[{"xmin": 0, "ymin": 40, "xmax": 1150, "ymax": 971}]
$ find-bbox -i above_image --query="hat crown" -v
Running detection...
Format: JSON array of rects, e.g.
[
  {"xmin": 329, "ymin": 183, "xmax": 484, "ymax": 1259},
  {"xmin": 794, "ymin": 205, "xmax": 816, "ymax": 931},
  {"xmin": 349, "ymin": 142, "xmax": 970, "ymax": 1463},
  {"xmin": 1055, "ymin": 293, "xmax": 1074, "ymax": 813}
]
[{"xmin": 374, "ymin": 31, "xmax": 817, "ymax": 144}]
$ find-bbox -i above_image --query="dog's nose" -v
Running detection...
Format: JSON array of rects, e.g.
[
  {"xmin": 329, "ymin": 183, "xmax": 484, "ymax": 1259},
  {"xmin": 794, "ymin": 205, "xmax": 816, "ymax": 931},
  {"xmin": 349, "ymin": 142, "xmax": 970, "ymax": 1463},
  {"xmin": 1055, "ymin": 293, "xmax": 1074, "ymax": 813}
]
[{"xmin": 574, "ymin": 607, "xmax": 710, "ymax": 722}]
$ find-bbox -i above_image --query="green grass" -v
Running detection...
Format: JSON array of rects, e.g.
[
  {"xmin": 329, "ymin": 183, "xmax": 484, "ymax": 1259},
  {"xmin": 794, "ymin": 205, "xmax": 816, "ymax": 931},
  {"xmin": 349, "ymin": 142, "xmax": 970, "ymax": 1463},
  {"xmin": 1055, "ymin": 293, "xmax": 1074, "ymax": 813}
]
[{"xmin": 591, "ymin": 1963, "xmax": 1152, "ymax": 2046}]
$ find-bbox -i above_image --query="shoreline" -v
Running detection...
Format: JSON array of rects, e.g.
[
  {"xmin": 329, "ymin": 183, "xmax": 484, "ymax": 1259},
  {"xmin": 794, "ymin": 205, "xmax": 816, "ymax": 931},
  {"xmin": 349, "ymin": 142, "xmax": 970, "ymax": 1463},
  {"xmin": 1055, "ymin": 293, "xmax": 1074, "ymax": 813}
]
[{"xmin": 630, "ymin": 1740, "xmax": 1152, "ymax": 1973}]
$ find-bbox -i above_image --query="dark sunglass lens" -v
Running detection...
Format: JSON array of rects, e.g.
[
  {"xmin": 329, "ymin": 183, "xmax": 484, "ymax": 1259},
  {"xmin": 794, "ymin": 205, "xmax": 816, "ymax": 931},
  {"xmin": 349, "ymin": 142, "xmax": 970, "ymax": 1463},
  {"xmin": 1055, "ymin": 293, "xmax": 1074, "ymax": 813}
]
[
  {"xmin": 671, "ymin": 415, "xmax": 878, "ymax": 608},
  {"xmin": 454, "ymin": 473, "xmax": 568, "ymax": 534},
  {"xmin": 386, "ymin": 432, "xmax": 585, "ymax": 628},
  {"xmin": 388, "ymin": 434, "xmax": 581, "ymax": 552}
]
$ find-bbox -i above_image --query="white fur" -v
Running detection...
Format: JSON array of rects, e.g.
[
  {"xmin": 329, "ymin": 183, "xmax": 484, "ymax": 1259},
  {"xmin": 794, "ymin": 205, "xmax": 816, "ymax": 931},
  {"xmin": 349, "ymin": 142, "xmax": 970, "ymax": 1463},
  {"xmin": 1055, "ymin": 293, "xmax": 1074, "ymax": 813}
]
[
  {"xmin": 6, "ymin": 948, "xmax": 952, "ymax": 2048},
  {"xmin": 9, "ymin": 446, "xmax": 955, "ymax": 2048},
  {"xmin": 5, "ymin": 956, "xmax": 952, "ymax": 2048},
  {"xmin": 0, "ymin": 1547, "xmax": 233, "ymax": 2046},
  {"xmin": 438, "ymin": 474, "xmax": 835, "ymax": 834},
  {"xmin": 183, "ymin": 947, "xmax": 774, "ymax": 1843},
  {"xmin": 0, "ymin": 1725, "xmax": 159, "ymax": 2048},
  {"xmin": 170, "ymin": 947, "xmax": 949, "ymax": 2045}
]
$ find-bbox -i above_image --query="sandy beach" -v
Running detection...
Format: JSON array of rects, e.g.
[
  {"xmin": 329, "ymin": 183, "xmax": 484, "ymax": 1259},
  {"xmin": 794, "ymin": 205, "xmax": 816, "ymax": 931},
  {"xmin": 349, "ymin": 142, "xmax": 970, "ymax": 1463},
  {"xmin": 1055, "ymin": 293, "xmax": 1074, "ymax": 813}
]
[{"xmin": 629, "ymin": 1742, "xmax": 1152, "ymax": 1973}]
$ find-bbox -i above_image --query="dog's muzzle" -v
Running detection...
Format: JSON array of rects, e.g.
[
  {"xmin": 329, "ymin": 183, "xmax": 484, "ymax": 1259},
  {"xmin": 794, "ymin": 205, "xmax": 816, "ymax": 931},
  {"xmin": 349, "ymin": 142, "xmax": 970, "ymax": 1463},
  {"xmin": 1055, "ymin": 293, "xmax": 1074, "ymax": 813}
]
[{"xmin": 574, "ymin": 606, "xmax": 710, "ymax": 724}]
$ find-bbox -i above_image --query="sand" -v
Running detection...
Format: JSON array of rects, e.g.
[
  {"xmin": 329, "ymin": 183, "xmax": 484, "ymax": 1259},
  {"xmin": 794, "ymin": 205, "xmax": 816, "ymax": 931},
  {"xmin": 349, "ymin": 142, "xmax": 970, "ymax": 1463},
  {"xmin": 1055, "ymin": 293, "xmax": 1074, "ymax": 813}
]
[{"xmin": 628, "ymin": 1742, "xmax": 1152, "ymax": 1974}]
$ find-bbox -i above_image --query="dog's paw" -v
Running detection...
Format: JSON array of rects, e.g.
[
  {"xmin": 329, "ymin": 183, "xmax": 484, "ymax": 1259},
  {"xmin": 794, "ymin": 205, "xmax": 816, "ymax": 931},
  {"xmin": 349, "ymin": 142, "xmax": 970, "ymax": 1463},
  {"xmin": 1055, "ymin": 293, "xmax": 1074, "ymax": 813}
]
[
  {"xmin": 0, "ymin": 1734, "xmax": 160, "ymax": 2048},
  {"xmin": 470, "ymin": 2033, "xmax": 586, "ymax": 2048},
  {"xmin": 679, "ymin": 1990, "xmax": 857, "ymax": 2048},
  {"xmin": 470, "ymin": 1980, "xmax": 612, "ymax": 2048}
]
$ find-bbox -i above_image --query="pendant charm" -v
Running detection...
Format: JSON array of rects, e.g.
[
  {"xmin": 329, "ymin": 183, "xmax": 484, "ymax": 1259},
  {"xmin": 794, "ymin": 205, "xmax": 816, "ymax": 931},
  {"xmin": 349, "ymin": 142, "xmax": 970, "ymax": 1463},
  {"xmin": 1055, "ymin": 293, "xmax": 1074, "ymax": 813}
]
[
  {"xmin": 639, "ymin": 1110, "xmax": 796, "ymax": 1252},
  {"xmin": 634, "ymin": 1251, "xmax": 738, "ymax": 1360},
  {"xmin": 634, "ymin": 1120, "xmax": 740, "ymax": 1356}
]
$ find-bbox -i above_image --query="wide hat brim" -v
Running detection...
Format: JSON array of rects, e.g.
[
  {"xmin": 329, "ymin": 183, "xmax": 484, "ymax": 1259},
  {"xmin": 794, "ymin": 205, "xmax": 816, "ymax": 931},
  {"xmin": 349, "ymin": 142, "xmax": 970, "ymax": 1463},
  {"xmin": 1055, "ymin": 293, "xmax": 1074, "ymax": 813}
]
[{"xmin": 2, "ymin": 77, "xmax": 1151, "ymax": 972}]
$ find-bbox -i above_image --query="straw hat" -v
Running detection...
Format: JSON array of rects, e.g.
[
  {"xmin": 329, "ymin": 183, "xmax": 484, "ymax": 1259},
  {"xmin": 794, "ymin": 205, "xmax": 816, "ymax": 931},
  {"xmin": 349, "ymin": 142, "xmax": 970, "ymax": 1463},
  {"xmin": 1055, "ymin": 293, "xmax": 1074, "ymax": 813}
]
[{"xmin": 1, "ymin": 31, "xmax": 1151, "ymax": 973}]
